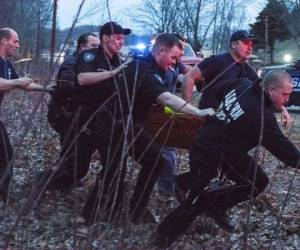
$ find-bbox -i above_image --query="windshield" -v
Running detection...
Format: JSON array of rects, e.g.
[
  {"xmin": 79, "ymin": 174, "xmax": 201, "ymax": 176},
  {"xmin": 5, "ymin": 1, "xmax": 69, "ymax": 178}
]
[{"xmin": 184, "ymin": 43, "xmax": 196, "ymax": 57}]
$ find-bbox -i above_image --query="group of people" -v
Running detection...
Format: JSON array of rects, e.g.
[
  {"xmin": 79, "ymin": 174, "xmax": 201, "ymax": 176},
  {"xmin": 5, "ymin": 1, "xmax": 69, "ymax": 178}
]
[{"xmin": 0, "ymin": 22, "xmax": 299, "ymax": 247}]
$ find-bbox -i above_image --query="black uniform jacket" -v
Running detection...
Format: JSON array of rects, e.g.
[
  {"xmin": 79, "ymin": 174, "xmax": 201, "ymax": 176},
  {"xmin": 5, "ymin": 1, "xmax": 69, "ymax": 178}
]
[
  {"xmin": 74, "ymin": 46, "xmax": 121, "ymax": 109},
  {"xmin": 53, "ymin": 53, "xmax": 77, "ymax": 104},
  {"xmin": 113, "ymin": 54, "xmax": 167, "ymax": 124}
]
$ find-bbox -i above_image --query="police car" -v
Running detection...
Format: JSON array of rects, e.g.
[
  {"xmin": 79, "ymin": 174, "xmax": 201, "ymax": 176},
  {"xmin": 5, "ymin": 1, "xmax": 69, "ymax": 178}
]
[{"xmin": 264, "ymin": 60, "xmax": 300, "ymax": 106}]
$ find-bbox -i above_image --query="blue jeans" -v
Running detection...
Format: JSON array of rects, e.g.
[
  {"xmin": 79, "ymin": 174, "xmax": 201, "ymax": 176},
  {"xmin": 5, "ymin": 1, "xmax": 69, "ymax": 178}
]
[{"xmin": 157, "ymin": 148, "xmax": 177, "ymax": 195}]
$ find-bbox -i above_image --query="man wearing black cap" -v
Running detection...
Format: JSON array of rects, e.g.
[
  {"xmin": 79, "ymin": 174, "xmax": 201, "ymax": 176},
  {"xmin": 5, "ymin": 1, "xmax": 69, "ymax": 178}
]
[
  {"xmin": 36, "ymin": 22, "xmax": 131, "ymax": 192},
  {"xmin": 176, "ymin": 29, "xmax": 259, "ymax": 212},
  {"xmin": 182, "ymin": 30, "xmax": 258, "ymax": 109},
  {"xmin": 181, "ymin": 30, "xmax": 290, "ymax": 124},
  {"xmin": 177, "ymin": 29, "xmax": 291, "ymax": 193}
]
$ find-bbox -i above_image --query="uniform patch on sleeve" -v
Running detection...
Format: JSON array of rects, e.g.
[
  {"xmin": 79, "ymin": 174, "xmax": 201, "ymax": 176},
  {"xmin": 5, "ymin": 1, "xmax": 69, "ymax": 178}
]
[
  {"xmin": 153, "ymin": 74, "xmax": 164, "ymax": 85},
  {"xmin": 83, "ymin": 52, "xmax": 95, "ymax": 62}
]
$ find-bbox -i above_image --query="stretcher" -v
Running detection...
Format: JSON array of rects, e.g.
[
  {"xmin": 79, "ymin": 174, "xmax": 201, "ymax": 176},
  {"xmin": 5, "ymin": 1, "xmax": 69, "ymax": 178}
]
[{"xmin": 143, "ymin": 105, "xmax": 206, "ymax": 149}]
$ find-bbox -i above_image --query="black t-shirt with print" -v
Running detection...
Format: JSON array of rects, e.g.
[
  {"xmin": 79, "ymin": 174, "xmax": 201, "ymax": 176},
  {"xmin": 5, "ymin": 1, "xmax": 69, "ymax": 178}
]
[{"xmin": 197, "ymin": 52, "xmax": 258, "ymax": 109}]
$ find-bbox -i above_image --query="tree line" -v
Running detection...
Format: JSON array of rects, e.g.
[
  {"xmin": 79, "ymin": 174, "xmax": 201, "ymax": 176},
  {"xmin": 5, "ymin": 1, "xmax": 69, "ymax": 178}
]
[
  {"xmin": 133, "ymin": 0, "xmax": 257, "ymax": 53},
  {"xmin": 133, "ymin": 0, "xmax": 300, "ymax": 64},
  {"xmin": 0, "ymin": 0, "xmax": 51, "ymax": 59},
  {"xmin": 250, "ymin": 0, "xmax": 300, "ymax": 63},
  {"xmin": 0, "ymin": 0, "xmax": 299, "ymax": 64}
]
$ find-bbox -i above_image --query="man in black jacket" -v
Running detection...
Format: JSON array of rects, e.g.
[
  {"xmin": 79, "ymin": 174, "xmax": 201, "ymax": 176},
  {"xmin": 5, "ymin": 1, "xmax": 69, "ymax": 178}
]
[
  {"xmin": 182, "ymin": 30, "xmax": 291, "ymax": 125},
  {"xmin": 37, "ymin": 23, "xmax": 128, "ymax": 192},
  {"xmin": 81, "ymin": 33, "xmax": 215, "ymax": 225},
  {"xmin": 153, "ymin": 70, "xmax": 300, "ymax": 248},
  {"xmin": 47, "ymin": 32, "xmax": 99, "ymax": 143}
]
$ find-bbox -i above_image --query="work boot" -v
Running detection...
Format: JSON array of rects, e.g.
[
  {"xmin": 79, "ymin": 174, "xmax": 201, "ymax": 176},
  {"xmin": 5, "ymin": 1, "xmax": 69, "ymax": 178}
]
[
  {"xmin": 0, "ymin": 188, "xmax": 8, "ymax": 202},
  {"xmin": 204, "ymin": 208, "xmax": 235, "ymax": 232},
  {"xmin": 151, "ymin": 204, "xmax": 197, "ymax": 248},
  {"xmin": 35, "ymin": 169, "xmax": 84, "ymax": 192},
  {"xmin": 175, "ymin": 172, "xmax": 190, "ymax": 204}
]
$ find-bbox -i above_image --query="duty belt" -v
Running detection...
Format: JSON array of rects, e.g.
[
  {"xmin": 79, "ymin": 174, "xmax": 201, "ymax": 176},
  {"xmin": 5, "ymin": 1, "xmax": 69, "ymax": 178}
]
[{"xmin": 79, "ymin": 105, "xmax": 112, "ymax": 136}]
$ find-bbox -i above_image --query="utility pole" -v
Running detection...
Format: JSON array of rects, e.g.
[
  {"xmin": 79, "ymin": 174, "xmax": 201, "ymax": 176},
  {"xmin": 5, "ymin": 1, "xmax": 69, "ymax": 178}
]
[
  {"xmin": 49, "ymin": 0, "xmax": 58, "ymax": 75},
  {"xmin": 264, "ymin": 15, "xmax": 269, "ymax": 66}
]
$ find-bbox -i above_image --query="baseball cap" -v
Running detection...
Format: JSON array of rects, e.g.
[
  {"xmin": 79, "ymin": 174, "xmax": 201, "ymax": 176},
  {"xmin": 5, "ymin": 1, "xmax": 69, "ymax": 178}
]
[
  {"xmin": 100, "ymin": 22, "xmax": 131, "ymax": 38},
  {"xmin": 230, "ymin": 30, "xmax": 256, "ymax": 44}
]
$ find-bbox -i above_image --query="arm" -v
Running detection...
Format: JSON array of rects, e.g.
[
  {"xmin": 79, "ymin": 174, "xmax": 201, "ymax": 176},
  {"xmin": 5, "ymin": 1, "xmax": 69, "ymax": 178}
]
[
  {"xmin": 77, "ymin": 62, "xmax": 129, "ymax": 86},
  {"xmin": 57, "ymin": 61, "xmax": 76, "ymax": 89},
  {"xmin": 280, "ymin": 106, "xmax": 292, "ymax": 128},
  {"xmin": 25, "ymin": 82, "xmax": 54, "ymax": 92},
  {"xmin": 0, "ymin": 77, "xmax": 31, "ymax": 91},
  {"xmin": 262, "ymin": 111, "xmax": 300, "ymax": 168},
  {"xmin": 179, "ymin": 61, "xmax": 192, "ymax": 74},
  {"xmin": 156, "ymin": 91, "xmax": 215, "ymax": 117},
  {"xmin": 182, "ymin": 64, "xmax": 192, "ymax": 74},
  {"xmin": 181, "ymin": 65, "xmax": 203, "ymax": 102}
]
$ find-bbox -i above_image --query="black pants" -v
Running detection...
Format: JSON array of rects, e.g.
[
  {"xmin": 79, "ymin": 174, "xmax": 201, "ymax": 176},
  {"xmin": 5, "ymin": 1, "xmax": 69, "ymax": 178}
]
[
  {"xmin": 0, "ymin": 121, "xmax": 13, "ymax": 198},
  {"xmin": 156, "ymin": 147, "xmax": 269, "ymax": 245},
  {"xmin": 46, "ymin": 106, "xmax": 165, "ymax": 223},
  {"xmin": 82, "ymin": 118, "xmax": 166, "ymax": 224},
  {"xmin": 46, "ymin": 107, "xmax": 103, "ymax": 190},
  {"xmin": 47, "ymin": 100, "xmax": 75, "ymax": 145},
  {"xmin": 188, "ymin": 153, "xmax": 269, "ymax": 212}
]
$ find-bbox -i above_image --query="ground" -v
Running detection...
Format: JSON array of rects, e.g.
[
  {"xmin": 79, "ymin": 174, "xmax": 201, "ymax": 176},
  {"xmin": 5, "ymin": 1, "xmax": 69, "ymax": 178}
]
[{"xmin": 0, "ymin": 90, "xmax": 299, "ymax": 249}]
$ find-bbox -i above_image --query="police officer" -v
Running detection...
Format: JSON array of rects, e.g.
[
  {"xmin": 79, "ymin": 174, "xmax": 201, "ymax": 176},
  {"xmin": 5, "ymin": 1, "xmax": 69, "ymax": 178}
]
[
  {"xmin": 182, "ymin": 30, "xmax": 259, "ymax": 108},
  {"xmin": 156, "ymin": 33, "xmax": 192, "ymax": 196},
  {"xmin": 182, "ymin": 30, "xmax": 291, "ymax": 125},
  {"xmin": 47, "ymin": 32, "xmax": 99, "ymax": 143},
  {"xmin": 0, "ymin": 27, "xmax": 46, "ymax": 202},
  {"xmin": 35, "ymin": 22, "xmax": 131, "ymax": 193},
  {"xmin": 153, "ymin": 70, "xmax": 300, "ymax": 247},
  {"xmin": 81, "ymin": 33, "xmax": 215, "ymax": 225}
]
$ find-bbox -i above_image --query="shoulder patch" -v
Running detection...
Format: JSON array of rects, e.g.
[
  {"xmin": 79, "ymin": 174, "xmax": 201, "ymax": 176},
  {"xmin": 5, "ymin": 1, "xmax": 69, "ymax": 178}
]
[
  {"xmin": 83, "ymin": 52, "xmax": 95, "ymax": 62},
  {"xmin": 153, "ymin": 74, "xmax": 164, "ymax": 85}
]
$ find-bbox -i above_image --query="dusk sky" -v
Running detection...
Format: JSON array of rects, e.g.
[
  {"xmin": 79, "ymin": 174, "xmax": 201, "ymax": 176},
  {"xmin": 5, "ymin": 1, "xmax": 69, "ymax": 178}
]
[
  {"xmin": 57, "ymin": 0, "xmax": 141, "ymax": 29},
  {"xmin": 57, "ymin": 0, "xmax": 267, "ymax": 33}
]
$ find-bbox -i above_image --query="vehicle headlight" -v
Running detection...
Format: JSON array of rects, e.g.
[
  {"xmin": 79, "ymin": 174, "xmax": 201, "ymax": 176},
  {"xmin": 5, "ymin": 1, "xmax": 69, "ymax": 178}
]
[{"xmin": 283, "ymin": 54, "xmax": 292, "ymax": 63}]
